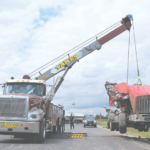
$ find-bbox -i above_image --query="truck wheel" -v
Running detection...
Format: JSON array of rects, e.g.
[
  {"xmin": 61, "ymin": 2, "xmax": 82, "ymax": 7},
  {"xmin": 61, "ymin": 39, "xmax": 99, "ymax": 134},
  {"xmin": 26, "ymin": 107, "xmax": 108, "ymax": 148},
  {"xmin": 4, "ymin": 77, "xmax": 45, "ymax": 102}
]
[
  {"xmin": 115, "ymin": 124, "xmax": 119, "ymax": 131},
  {"xmin": 55, "ymin": 125, "xmax": 58, "ymax": 133},
  {"xmin": 58, "ymin": 125, "xmax": 62, "ymax": 132},
  {"xmin": 144, "ymin": 124, "xmax": 149, "ymax": 132},
  {"xmin": 62, "ymin": 123, "xmax": 65, "ymax": 132},
  {"xmin": 61, "ymin": 119, "xmax": 65, "ymax": 132},
  {"xmin": 34, "ymin": 118, "xmax": 46, "ymax": 143},
  {"xmin": 53, "ymin": 126, "xmax": 56, "ymax": 133},
  {"xmin": 138, "ymin": 126, "xmax": 144, "ymax": 132},
  {"xmin": 119, "ymin": 113, "xmax": 127, "ymax": 134},
  {"xmin": 110, "ymin": 121, "xmax": 114, "ymax": 131},
  {"xmin": 94, "ymin": 125, "xmax": 97, "ymax": 128},
  {"xmin": 138, "ymin": 128, "xmax": 143, "ymax": 132},
  {"xmin": 107, "ymin": 121, "xmax": 110, "ymax": 128},
  {"xmin": 108, "ymin": 113, "xmax": 115, "ymax": 129}
]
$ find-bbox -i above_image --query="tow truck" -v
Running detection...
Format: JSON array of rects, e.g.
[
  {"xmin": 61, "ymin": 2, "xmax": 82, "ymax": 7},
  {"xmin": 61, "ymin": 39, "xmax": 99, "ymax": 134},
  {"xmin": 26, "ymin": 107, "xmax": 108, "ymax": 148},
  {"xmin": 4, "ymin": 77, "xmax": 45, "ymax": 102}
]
[{"xmin": 0, "ymin": 15, "xmax": 132, "ymax": 143}]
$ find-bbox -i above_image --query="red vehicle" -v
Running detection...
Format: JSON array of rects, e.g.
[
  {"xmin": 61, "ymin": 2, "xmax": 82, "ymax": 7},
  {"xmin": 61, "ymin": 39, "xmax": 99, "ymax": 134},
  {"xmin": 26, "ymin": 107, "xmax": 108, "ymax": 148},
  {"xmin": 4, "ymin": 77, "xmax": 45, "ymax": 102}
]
[{"xmin": 104, "ymin": 81, "xmax": 150, "ymax": 133}]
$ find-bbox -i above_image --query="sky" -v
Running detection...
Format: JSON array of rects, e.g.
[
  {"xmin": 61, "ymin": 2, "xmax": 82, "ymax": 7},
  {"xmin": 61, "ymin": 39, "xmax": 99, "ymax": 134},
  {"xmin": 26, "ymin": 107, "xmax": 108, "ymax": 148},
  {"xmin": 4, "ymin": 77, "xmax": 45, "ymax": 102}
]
[{"xmin": 0, "ymin": 0, "xmax": 150, "ymax": 116}]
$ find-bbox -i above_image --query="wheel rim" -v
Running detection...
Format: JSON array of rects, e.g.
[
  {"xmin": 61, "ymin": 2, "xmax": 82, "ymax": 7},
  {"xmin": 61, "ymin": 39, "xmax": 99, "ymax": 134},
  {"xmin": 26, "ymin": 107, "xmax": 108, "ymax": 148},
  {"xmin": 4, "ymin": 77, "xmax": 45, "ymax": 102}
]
[
  {"xmin": 43, "ymin": 123, "xmax": 46, "ymax": 138},
  {"xmin": 110, "ymin": 122, "xmax": 112, "ymax": 129}
]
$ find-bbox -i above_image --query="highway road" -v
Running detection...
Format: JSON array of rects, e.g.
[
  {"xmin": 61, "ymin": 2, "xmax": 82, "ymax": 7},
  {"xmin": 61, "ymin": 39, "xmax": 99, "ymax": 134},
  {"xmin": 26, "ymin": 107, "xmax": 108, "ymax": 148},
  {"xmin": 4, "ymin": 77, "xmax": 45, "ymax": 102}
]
[{"xmin": 0, "ymin": 124, "xmax": 149, "ymax": 150}]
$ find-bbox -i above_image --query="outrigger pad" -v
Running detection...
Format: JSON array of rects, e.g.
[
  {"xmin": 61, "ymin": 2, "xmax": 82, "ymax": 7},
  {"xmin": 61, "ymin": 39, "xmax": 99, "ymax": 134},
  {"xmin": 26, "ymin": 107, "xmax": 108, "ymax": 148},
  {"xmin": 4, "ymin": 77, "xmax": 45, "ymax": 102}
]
[
  {"xmin": 69, "ymin": 133, "xmax": 88, "ymax": 138},
  {"xmin": 49, "ymin": 132, "xmax": 88, "ymax": 139}
]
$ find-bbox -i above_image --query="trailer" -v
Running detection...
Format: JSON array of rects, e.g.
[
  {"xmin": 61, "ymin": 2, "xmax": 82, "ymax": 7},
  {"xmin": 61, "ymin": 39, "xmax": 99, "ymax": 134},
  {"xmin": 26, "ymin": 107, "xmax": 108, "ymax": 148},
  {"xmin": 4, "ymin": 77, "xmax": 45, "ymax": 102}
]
[{"xmin": 65, "ymin": 113, "xmax": 84, "ymax": 124}]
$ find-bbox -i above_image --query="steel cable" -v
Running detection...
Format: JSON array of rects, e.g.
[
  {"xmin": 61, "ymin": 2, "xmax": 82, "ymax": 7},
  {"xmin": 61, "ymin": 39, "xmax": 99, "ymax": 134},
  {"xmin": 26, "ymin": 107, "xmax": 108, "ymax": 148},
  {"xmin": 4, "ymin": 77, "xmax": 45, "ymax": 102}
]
[
  {"xmin": 127, "ymin": 31, "xmax": 130, "ymax": 84},
  {"xmin": 132, "ymin": 21, "xmax": 140, "ymax": 76},
  {"xmin": 29, "ymin": 21, "xmax": 121, "ymax": 77},
  {"xmin": 30, "ymin": 24, "xmax": 122, "ymax": 77}
]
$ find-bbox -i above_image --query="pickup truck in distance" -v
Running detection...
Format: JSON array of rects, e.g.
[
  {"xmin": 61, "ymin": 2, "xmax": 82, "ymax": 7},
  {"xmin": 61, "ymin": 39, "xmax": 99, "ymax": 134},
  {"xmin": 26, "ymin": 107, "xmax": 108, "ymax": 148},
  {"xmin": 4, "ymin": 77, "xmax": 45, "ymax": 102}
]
[{"xmin": 84, "ymin": 115, "xmax": 97, "ymax": 127}]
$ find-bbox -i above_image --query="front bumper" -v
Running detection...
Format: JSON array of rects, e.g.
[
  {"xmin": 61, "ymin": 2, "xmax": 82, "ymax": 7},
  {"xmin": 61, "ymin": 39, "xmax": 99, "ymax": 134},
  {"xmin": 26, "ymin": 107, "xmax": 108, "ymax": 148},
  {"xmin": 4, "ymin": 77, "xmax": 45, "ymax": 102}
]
[
  {"xmin": 84, "ymin": 122, "xmax": 96, "ymax": 126},
  {"xmin": 129, "ymin": 114, "xmax": 150, "ymax": 122},
  {"xmin": 0, "ymin": 121, "xmax": 39, "ymax": 134}
]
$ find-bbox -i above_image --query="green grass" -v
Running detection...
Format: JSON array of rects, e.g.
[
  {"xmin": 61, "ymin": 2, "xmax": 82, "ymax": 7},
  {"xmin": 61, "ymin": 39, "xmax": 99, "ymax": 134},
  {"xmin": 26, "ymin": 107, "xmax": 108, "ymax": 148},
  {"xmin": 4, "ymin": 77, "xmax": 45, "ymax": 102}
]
[
  {"xmin": 97, "ymin": 119, "xmax": 108, "ymax": 128},
  {"xmin": 97, "ymin": 119, "xmax": 150, "ymax": 138}
]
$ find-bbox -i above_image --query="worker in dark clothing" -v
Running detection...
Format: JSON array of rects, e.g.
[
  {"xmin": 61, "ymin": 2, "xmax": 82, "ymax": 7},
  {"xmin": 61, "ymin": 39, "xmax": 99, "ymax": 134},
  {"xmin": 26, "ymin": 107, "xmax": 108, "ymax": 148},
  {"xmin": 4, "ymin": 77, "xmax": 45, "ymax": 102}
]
[{"xmin": 69, "ymin": 114, "xmax": 74, "ymax": 129}]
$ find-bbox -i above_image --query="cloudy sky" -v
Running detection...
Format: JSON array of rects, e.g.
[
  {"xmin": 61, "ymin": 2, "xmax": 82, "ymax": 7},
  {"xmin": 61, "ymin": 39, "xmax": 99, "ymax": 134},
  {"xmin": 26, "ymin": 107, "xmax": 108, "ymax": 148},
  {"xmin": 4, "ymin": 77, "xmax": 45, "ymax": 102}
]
[{"xmin": 0, "ymin": 0, "xmax": 150, "ymax": 116}]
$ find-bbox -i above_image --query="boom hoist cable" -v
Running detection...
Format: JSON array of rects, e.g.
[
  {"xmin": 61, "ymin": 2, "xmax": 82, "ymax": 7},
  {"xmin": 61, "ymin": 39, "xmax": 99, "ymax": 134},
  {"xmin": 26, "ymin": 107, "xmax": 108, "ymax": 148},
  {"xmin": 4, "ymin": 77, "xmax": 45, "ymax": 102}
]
[
  {"xmin": 126, "ymin": 15, "xmax": 142, "ymax": 85},
  {"xmin": 28, "ymin": 21, "xmax": 123, "ymax": 77},
  {"xmin": 132, "ymin": 21, "xmax": 142, "ymax": 85},
  {"xmin": 126, "ymin": 30, "xmax": 130, "ymax": 84}
]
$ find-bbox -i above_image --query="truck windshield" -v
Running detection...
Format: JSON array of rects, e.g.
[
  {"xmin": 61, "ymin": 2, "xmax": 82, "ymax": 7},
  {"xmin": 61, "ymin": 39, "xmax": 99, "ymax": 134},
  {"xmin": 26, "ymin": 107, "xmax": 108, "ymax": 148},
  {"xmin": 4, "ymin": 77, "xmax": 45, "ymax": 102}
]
[
  {"xmin": 4, "ymin": 83, "xmax": 44, "ymax": 96},
  {"xmin": 85, "ymin": 116, "xmax": 95, "ymax": 120}
]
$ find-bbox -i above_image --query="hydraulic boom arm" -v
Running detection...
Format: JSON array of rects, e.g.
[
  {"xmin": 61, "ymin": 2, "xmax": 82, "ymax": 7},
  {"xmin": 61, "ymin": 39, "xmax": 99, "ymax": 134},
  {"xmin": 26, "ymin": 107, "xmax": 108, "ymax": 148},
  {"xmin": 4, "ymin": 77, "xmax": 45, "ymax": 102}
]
[{"xmin": 38, "ymin": 15, "xmax": 132, "ymax": 81}]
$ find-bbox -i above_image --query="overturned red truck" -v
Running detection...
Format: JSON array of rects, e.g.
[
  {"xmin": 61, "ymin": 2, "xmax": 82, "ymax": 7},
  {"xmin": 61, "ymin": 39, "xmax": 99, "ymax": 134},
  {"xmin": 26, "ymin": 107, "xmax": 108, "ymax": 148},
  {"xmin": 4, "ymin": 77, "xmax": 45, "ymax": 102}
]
[{"xmin": 104, "ymin": 81, "xmax": 150, "ymax": 133}]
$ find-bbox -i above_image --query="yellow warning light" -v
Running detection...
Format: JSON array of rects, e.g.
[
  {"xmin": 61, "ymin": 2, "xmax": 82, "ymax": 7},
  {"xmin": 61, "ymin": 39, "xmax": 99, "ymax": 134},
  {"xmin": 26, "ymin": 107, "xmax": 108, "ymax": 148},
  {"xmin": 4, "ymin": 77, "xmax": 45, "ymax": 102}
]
[
  {"xmin": 39, "ymin": 81, "xmax": 41, "ymax": 83},
  {"xmin": 72, "ymin": 103, "xmax": 75, "ymax": 105},
  {"xmin": 22, "ymin": 80, "xmax": 24, "ymax": 82},
  {"xmin": 6, "ymin": 80, "xmax": 8, "ymax": 82},
  {"xmin": 17, "ymin": 80, "xmax": 19, "ymax": 82},
  {"xmin": 27, "ymin": 80, "xmax": 30, "ymax": 82}
]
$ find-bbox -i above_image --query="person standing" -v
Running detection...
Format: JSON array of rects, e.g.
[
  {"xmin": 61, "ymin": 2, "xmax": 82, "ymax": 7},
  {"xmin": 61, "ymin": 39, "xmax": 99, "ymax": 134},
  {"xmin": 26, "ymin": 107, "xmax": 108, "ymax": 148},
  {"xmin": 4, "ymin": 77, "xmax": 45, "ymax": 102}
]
[{"xmin": 69, "ymin": 114, "xmax": 74, "ymax": 129}]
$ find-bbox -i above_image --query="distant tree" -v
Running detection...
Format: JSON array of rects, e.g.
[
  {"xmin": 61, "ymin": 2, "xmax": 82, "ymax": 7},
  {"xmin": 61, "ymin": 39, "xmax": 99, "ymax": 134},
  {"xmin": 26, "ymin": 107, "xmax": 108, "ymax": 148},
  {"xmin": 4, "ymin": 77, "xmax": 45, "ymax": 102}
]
[{"xmin": 95, "ymin": 113, "xmax": 108, "ymax": 119}]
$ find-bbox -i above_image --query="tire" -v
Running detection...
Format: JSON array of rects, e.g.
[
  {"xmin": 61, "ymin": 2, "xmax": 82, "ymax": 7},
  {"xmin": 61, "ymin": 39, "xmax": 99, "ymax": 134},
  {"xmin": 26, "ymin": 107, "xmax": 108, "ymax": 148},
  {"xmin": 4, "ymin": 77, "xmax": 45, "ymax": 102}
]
[
  {"xmin": 62, "ymin": 119, "xmax": 65, "ymax": 132},
  {"xmin": 107, "ymin": 121, "xmax": 110, "ymax": 129},
  {"xmin": 115, "ymin": 124, "xmax": 119, "ymax": 131},
  {"xmin": 119, "ymin": 113, "xmax": 127, "ymax": 134},
  {"xmin": 53, "ymin": 126, "xmax": 56, "ymax": 133},
  {"xmin": 110, "ymin": 121, "xmax": 115, "ymax": 131},
  {"xmin": 94, "ymin": 125, "xmax": 97, "ymax": 128},
  {"xmin": 138, "ymin": 128, "xmax": 143, "ymax": 132},
  {"xmin": 144, "ymin": 125, "xmax": 149, "ymax": 132},
  {"xmin": 55, "ymin": 124, "xmax": 58, "ymax": 133},
  {"xmin": 58, "ymin": 125, "xmax": 62, "ymax": 132},
  {"xmin": 108, "ymin": 113, "xmax": 115, "ymax": 129},
  {"xmin": 54, "ymin": 119, "xmax": 59, "ymax": 133},
  {"xmin": 34, "ymin": 118, "xmax": 46, "ymax": 143},
  {"xmin": 84, "ymin": 125, "xmax": 85, "ymax": 128}
]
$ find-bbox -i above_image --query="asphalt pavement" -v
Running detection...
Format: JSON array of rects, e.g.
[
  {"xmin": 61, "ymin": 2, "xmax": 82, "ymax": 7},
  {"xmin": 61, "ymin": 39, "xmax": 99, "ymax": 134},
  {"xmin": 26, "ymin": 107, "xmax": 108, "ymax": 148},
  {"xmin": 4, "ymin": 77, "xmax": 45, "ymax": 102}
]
[{"xmin": 0, "ymin": 124, "xmax": 149, "ymax": 150}]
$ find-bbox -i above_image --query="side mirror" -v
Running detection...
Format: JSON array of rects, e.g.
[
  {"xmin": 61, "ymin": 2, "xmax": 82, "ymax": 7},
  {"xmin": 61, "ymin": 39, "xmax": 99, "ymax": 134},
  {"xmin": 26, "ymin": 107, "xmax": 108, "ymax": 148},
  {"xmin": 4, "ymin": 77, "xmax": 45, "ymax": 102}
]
[
  {"xmin": 42, "ymin": 96, "xmax": 46, "ymax": 100},
  {"xmin": 0, "ymin": 84, "xmax": 4, "ymax": 88}
]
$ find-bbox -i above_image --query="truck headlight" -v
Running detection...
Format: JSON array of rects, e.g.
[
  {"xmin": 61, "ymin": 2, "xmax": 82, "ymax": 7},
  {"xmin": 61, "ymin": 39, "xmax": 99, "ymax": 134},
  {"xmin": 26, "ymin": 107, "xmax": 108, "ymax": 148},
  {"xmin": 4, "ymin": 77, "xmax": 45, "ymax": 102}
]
[
  {"xmin": 29, "ymin": 114, "xmax": 41, "ymax": 119},
  {"xmin": 94, "ymin": 120, "xmax": 97, "ymax": 123},
  {"xmin": 84, "ymin": 120, "xmax": 87, "ymax": 123}
]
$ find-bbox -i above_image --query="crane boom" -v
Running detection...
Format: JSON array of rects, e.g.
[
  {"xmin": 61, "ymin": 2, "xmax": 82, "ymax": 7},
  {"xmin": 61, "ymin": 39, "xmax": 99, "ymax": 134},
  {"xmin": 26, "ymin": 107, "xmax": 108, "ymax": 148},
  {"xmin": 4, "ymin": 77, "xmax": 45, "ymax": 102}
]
[{"xmin": 38, "ymin": 15, "xmax": 132, "ymax": 81}]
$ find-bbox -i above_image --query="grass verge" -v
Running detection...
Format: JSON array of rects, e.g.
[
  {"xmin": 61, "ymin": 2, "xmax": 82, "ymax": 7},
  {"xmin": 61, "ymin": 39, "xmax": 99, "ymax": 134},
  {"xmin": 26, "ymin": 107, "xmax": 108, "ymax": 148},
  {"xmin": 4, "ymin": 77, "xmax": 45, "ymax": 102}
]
[{"xmin": 97, "ymin": 119, "xmax": 150, "ymax": 138}]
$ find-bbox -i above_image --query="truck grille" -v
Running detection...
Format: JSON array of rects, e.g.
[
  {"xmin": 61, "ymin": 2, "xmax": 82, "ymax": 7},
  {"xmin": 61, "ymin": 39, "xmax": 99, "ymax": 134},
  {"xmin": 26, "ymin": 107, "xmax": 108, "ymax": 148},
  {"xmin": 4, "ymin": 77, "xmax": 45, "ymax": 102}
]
[
  {"xmin": 88, "ymin": 121, "xmax": 93, "ymax": 124},
  {"xmin": 0, "ymin": 98, "xmax": 27, "ymax": 118},
  {"xmin": 136, "ymin": 96, "xmax": 150, "ymax": 113}
]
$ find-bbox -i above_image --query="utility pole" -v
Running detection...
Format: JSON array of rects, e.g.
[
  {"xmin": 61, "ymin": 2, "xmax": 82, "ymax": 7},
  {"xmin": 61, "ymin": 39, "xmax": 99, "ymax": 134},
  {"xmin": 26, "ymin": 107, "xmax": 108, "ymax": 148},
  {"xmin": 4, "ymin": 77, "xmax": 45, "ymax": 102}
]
[{"xmin": 100, "ymin": 113, "xmax": 101, "ymax": 123}]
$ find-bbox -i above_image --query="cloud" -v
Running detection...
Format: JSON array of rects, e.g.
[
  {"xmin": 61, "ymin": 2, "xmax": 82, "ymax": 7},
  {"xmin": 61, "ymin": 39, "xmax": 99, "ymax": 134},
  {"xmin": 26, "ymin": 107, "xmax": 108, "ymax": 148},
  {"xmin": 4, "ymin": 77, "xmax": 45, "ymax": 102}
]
[{"xmin": 0, "ymin": 0, "xmax": 150, "ymax": 115}]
